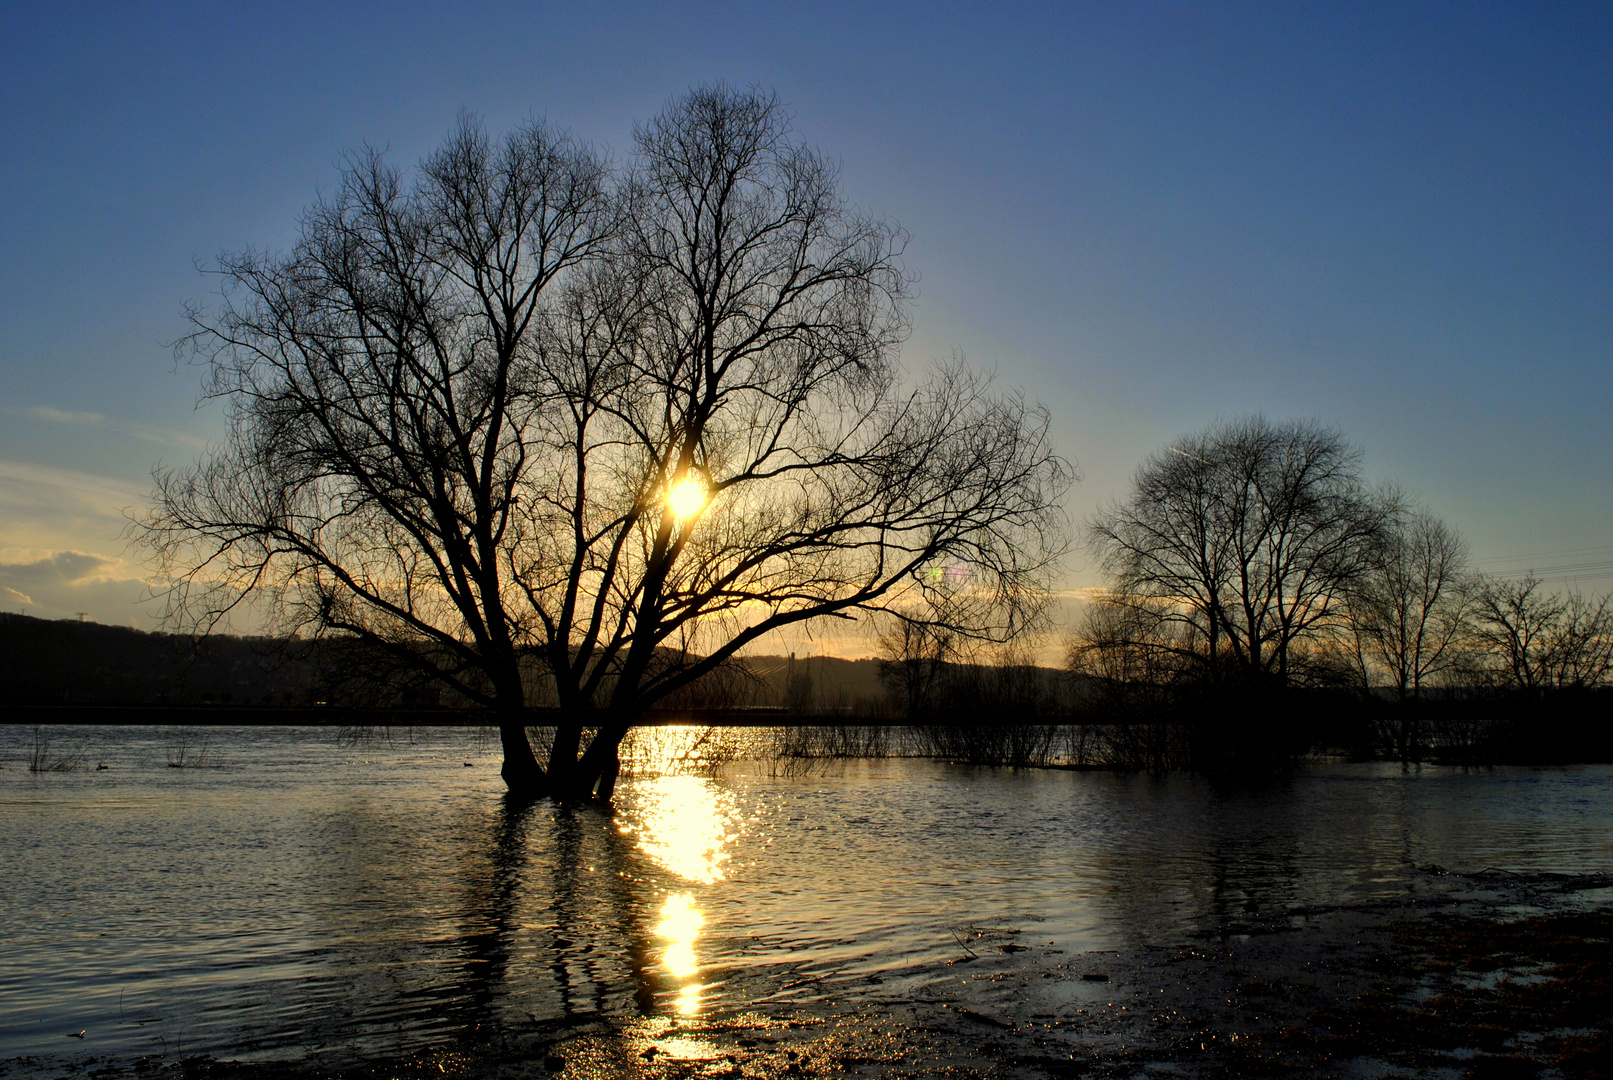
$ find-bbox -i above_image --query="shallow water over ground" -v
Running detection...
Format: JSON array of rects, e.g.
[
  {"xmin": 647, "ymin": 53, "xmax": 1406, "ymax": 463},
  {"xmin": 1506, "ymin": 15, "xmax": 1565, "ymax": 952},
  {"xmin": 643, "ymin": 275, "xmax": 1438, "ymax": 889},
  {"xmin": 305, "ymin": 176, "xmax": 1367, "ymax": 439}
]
[{"xmin": 2, "ymin": 726, "xmax": 1610, "ymax": 1071}]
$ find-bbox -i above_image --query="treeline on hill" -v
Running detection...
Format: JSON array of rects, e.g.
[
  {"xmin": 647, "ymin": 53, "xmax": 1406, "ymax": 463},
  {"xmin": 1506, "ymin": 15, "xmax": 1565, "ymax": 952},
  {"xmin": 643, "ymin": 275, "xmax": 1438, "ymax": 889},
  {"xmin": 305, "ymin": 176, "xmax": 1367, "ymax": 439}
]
[
  {"xmin": 1, "ymin": 612, "xmax": 338, "ymax": 707},
  {"xmin": 0, "ymin": 611, "xmax": 1072, "ymax": 726},
  {"xmin": 1071, "ymin": 415, "xmax": 1613, "ymax": 769}
]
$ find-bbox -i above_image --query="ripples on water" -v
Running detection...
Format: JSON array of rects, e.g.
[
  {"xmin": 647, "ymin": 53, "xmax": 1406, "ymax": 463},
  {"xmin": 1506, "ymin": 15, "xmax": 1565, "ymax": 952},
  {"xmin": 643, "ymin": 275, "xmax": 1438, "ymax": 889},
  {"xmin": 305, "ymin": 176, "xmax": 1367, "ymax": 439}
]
[{"xmin": 2, "ymin": 725, "xmax": 1610, "ymax": 1066}]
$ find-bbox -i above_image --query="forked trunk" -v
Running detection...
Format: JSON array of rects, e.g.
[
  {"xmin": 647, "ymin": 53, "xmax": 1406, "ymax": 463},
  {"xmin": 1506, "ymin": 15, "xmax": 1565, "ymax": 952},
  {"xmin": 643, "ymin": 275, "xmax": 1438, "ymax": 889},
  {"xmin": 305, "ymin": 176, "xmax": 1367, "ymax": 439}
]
[
  {"xmin": 500, "ymin": 705, "xmax": 636, "ymax": 803},
  {"xmin": 571, "ymin": 716, "xmax": 635, "ymax": 801}
]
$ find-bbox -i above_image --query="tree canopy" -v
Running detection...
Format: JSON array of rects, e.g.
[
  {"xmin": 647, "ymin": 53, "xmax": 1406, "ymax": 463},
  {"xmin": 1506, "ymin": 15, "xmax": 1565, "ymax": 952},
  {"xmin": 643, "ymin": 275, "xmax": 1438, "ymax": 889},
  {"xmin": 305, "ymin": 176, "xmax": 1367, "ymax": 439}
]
[{"xmin": 1087, "ymin": 416, "xmax": 1394, "ymax": 689}]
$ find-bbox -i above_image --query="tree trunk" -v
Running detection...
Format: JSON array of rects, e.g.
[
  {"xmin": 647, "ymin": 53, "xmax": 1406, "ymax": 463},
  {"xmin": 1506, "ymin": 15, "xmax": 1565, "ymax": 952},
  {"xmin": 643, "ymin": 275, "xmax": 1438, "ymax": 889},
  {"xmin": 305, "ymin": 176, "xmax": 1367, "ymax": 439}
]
[
  {"xmin": 573, "ymin": 716, "xmax": 635, "ymax": 800},
  {"xmin": 549, "ymin": 721, "xmax": 583, "ymax": 777},
  {"xmin": 499, "ymin": 721, "xmax": 548, "ymax": 799},
  {"xmin": 596, "ymin": 753, "xmax": 623, "ymax": 801},
  {"xmin": 545, "ymin": 718, "xmax": 600, "ymax": 801}
]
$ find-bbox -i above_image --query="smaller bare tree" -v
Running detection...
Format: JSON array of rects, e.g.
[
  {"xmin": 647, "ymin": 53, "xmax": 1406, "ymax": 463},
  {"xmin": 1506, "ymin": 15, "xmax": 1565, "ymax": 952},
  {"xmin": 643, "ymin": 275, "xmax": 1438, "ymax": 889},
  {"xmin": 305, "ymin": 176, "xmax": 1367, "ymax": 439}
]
[
  {"xmin": 1066, "ymin": 593, "xmax": 1188, "ymax": 703},
  {"xmin": 1088, "ymin": 416, "xmax": 1397, "ymax": 691},
  {"xmin": 1344, "ymin": 505, "xmax": 1471, "ymax": 758},
  {"xmin": 1063, "ymin": 595, "xmax": 1200, "ymax": 770},
  {"xmin": 1348, "ymin": 505, "xmax": 1471, "ymax": 700},
  {"xmin": 1470, "ymin": 574, "xmax": 1613, "ymax": 692},
  {"xmin": 877, "ymin": 616, "xmax": 956, "ymax": 719}
]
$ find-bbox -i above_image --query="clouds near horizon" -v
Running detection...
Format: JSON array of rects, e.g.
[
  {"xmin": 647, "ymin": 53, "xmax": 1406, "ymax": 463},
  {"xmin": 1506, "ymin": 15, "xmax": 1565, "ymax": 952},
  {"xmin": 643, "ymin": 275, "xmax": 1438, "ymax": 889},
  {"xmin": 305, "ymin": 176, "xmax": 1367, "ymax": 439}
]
[
  {"xmin": 0, "ymin": 460, "xmax": 154, "ymax": 622},
  {"xmin": 0, "ymin": 548, "xmax": 149, "ymax": 623}
]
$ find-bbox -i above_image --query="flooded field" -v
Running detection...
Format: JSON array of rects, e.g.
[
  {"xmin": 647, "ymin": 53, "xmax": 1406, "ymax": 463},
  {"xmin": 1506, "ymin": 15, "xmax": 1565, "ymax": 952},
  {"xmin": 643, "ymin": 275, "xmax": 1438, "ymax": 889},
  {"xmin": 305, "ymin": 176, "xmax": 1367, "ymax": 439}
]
[{"xmin": 2, "ymin": 726, "xmax": 1610, "ymax": 1078}]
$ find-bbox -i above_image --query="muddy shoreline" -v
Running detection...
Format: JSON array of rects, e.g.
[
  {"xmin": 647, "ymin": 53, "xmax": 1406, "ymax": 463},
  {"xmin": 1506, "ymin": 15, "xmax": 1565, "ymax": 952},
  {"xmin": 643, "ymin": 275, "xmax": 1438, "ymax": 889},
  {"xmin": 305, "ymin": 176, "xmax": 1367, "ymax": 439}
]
[{"xmin": 11, "ymin": 868, "xmax": 1609, "ymax": 1080}]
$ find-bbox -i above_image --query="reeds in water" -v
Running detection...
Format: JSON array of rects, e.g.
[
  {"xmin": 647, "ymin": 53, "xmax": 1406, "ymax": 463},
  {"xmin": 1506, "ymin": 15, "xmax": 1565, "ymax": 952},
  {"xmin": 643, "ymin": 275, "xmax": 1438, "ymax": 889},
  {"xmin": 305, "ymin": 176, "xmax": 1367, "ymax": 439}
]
[
  {"xmin": 164, "ymin": 727, "xmax": 220, "ymax": 768},
  {"xmin": 26, "ymin": 725, "xmax": 90, "ymax": 772}
]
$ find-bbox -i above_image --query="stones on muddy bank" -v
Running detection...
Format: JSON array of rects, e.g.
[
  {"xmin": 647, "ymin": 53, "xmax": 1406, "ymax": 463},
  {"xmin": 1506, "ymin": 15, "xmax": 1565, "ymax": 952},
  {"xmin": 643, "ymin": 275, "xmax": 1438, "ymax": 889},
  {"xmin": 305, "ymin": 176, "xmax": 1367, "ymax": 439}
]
[{"xmin": 953, "ymin": 1006, "xmax": 1013, "ymax": 1029}]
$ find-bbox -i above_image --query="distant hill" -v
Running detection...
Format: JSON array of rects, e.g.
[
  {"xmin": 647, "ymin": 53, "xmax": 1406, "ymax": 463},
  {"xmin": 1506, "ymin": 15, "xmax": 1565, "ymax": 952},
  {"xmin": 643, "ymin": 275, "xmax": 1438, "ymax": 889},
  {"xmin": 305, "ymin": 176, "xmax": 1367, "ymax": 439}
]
[
  {"xmin": 0, "ymin": 613, "xmax": 1065, "ymax": 714},
  {"xmin": 0, "ymin": 613, "xmax": 320, "ymax": 706},
  {"xmin": 742, "ymin": 653, "xmax": 890, "ymax": 710}
]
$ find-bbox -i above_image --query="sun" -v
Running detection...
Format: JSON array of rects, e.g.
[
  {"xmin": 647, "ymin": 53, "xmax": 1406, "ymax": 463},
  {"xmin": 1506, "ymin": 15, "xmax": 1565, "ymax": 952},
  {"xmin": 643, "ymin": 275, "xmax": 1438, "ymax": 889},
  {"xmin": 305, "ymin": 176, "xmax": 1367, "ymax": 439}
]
[{"xmin": 667, "ymin": 476, "xmax": 708, "ymax": 520}]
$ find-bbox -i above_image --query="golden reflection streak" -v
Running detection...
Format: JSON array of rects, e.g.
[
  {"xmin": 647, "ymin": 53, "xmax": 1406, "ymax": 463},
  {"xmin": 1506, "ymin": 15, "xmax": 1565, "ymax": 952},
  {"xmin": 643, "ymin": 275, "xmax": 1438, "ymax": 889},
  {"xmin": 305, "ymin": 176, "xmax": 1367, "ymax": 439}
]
[
  {"xmin": 655, "ymin": 892, "xmax": 705, "ymax": 1015},
  {"xmin": 625, "ymin": 774, "xmax": 733, "ymax": 884},
  {"xmin": 624, "ymin": 772, "xmax": 739, "ymax": 1017}
]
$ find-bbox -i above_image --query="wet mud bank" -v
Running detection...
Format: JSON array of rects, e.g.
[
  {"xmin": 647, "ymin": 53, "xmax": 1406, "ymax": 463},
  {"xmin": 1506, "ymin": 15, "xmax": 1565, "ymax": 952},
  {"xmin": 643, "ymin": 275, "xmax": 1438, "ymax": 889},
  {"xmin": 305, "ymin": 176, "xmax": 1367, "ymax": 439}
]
[{"xmin": 13, "ymin": 870, "xmax": 1609, "ymax": 1080}]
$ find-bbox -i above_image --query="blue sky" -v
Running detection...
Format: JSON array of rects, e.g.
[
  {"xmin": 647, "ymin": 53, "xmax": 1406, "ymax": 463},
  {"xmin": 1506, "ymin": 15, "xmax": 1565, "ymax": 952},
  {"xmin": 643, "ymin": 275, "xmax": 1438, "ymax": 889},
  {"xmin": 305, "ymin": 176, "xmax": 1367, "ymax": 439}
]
[{"xmin": 2, "ymin": 1, "xmax": 1609, "ymax": 630}]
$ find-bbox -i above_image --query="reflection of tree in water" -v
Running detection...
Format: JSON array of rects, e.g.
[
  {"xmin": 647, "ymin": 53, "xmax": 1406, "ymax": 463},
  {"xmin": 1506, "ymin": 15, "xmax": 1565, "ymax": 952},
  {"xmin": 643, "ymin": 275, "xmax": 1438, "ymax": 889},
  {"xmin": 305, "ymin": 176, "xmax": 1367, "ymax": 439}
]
[
  {"xmin": 1196, "ymin": 791, "xmax": 1305, "ymax": 933},
  {"xmin": 295, "ymin": 789, "xmax": 684, "ymax": 1054},
  {"xmin": 1076, "ymin": 773, "xmax": 1401, "ymax": 949},
  {"xmin": 447, "ymin": 797, "xmax": 667, "ymax": 1038}
]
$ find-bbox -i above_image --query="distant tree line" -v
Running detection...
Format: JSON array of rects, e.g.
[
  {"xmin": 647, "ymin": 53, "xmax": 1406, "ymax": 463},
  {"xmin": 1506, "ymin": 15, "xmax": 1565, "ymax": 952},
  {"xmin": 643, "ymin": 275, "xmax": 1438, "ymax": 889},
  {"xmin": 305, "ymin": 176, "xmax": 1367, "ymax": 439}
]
[
  {"xmin": 1072, "ymin": 416, "xmax": 1613, "ymax": 767},
  {"xmin": 0, "ymin": 612, "xmax": 321, "ymax": 707}
]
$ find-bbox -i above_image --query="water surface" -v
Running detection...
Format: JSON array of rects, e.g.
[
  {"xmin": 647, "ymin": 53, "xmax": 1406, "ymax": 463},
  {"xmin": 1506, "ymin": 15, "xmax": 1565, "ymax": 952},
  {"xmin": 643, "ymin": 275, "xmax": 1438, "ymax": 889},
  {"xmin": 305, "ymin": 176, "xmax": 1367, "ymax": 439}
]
[{"xmin": 2, "ymin": 725, "xmax": 1609, "ymax": 1066}]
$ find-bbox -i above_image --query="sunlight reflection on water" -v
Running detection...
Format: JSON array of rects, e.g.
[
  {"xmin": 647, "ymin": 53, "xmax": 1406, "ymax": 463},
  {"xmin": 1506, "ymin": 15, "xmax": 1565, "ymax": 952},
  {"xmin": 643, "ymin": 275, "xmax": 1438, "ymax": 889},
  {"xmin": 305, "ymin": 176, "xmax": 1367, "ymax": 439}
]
[
  {"xmin": 618, "ymin": 763, "xmax": 739, "ymax": 1018},
  {"xmin": 654, "ymin": 893, "xmax": 705, "ymax": 1015},
  {"xmin": 620, "ymin": 774, "xmax": 734, "ymax": 884}
]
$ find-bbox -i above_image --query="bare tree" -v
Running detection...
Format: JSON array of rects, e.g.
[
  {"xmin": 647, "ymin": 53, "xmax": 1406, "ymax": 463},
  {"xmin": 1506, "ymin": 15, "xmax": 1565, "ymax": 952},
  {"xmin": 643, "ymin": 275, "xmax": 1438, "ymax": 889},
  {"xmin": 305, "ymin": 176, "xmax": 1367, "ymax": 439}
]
[
  {"xmin": 1087, "ymin": 417, "xmax": 1396, "ymax": 691},
  {"xmin": 143, "ymin": 116, "xmax": 616, "ymax": 791},
  {"xmin": 143, "ymin": 87, "xmax": 1072, "ymax": 799},
  {"xmin": 877, "ymin": 616, "xmax": 955, "ymax": 719},
  {"xmin": 1340, "ymin": 505, "xmax": 1470, "ymax": 759},
  {"xmin": 1550, "ymin": 591, "xmax": 1613, "ymax": 688},
  {"xmin": 1064, "ymin": 595, "xmax": 1209, "ymax": 771},
  {"xmin": 1469, "ymin": 574, "xmax": 1613, "ymax": 692},
  {"xmin": 1066, "ymin": 592, "xmax": 1188, "ymax": 703},
  {"xmin": 1347, "ymin": 505, "xmax": 1471, "ymax": 693}
]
